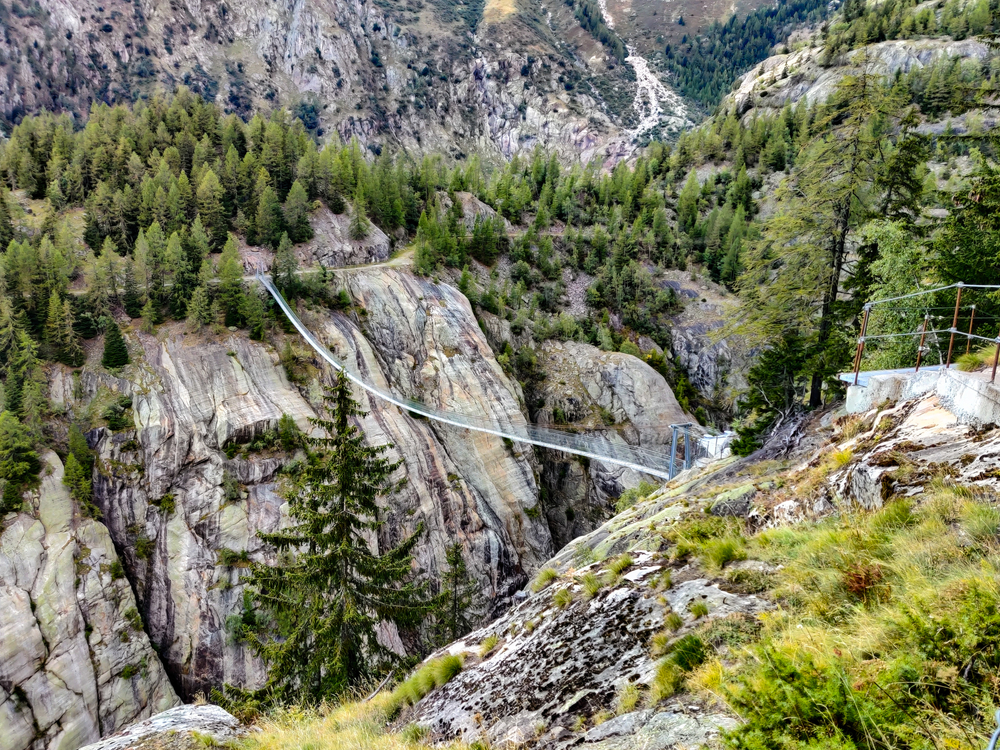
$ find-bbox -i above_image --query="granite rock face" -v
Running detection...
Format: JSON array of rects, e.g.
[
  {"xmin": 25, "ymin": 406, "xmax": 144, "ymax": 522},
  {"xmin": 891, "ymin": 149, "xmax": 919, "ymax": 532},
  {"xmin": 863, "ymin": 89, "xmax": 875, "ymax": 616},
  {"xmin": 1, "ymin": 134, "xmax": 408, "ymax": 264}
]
[
  {"xmin": 0, "ymin": 453, "xmax": 178, "ymax": 750},
  {"xmin": 78, "ymin": 705, "xmax": 244, "ymax": 750},
  {"xmin": 49, "ymin": 268, "xmax": 553, "ymax": 705},
  {"xmin": 404, "ymin": 476, "xmax": 771, "ymax": 749},
  {"xmin": 299, "ymin": 206, "xmax": 393, "ymax": 268},
  {"xmin": 728, "ymin": 39, "xmax": 992, "ymax": 119},
  {"xmin": 534, "ymin": 340, "xmax": 690, "ymax": 548}
]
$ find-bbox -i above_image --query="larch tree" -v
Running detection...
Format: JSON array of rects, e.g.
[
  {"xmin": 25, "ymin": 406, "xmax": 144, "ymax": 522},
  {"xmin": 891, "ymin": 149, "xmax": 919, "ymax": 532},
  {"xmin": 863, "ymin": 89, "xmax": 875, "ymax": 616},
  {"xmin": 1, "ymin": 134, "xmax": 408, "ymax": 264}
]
[
  {"xmin": 283, "ymin": 180, "xmax": 314, "ymax": 244},
  {"xmin": 738, "ymin": 62, "xmax": 918, "ymax": 409}
]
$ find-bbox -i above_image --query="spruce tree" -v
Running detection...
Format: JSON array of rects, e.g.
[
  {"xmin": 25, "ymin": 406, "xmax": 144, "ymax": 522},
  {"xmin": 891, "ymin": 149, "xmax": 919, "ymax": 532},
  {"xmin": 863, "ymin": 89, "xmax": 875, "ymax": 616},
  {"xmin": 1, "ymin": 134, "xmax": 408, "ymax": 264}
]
[
  {"xmin": 140, "ymin": 299, "xmax": 157, "ymax": 334},
  {"xmin": 242, "ymin": 371, "xmax": 435, "ymax": 704},
  {"xmin": 436, "ymin": 543, "xmax": 477, "ymax": 644},
  {"xmin": 187, "ymin": 285, "xmax": 213, "ymax": 330},
  {"xmin": 101, "ymin": 318, "xmax": 130, "ymax": 369},
  {"xmin": 283, "ymin": 180, "xmax": 314, "ymax": 243},
  {"xmin": 0, "ymin": 187, "xmax": 14, "ymax": 251},
  {"xmin": 60, "ymin": 300, "xmax": 84, "ymax": 367},
  {"xmin": 0, "ymin": 410, "xmax": 38, "ymax": 513},
  {"xmin": 197, "ymin": 169, "xmax": 228, "ymax": 249},
  {"xmin": 218, "ymin": 234, "xmax": 245, "ymax": 327}
]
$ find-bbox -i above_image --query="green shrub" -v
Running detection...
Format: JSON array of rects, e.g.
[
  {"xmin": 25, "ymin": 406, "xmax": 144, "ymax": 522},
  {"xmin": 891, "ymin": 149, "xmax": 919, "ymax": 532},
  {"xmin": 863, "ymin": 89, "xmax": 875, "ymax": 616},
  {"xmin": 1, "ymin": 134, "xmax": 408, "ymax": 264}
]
[
  {"xmin": 109, "ymin": 559, "xmax": 125, "ymax": 580},
  {"xmin": 150, "ymin": 493, "xmax": 175, "ymax": 515},
  {"xmin": 135, "ymin": 534, "xmax": 154, "ymax": 560},
  {"xmin": 217, "ymin": 548, "xmax": 251, "ymax": 567},
  {"xmin": 616, "ymin": 480, "xmax": 658, "ymax": 513}
]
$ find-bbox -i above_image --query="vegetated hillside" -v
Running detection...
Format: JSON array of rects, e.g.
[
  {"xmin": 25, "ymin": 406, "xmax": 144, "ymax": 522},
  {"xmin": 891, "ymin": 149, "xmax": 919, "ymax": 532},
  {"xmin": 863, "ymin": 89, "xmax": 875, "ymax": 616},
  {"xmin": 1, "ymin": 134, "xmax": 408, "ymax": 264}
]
[
  {"xmin": 232, "ymin": 363, "xmax": 1000, "ymax": 750},
  {"xmin": 650, "ymin": 0, "xmax": 1000, "ymax": 456},
  {"xmin": 0, "ymin": 0, "xmax": 708, "ymax": 160}
]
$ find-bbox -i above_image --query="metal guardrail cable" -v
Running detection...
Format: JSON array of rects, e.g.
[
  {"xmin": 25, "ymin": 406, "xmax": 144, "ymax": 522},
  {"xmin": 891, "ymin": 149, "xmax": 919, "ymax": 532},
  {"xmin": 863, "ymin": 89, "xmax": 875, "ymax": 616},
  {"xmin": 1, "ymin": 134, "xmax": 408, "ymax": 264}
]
[{"xmin": 256, "ymin": 273, "xmax": 731, "ymax": 480}]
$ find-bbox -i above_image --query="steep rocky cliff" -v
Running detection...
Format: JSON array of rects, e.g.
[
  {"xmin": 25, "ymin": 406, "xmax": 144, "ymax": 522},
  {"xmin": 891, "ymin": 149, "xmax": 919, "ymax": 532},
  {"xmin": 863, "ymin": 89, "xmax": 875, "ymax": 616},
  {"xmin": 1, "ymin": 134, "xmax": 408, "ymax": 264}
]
[
  {"xmin": 1, "ymin": 452, "xmax": 178, "ymax": 750},
  {"xmin": 0, "ymin": 0, "xmax": 689, "ymax": 160},
  {"xmin": 727, "ymin": 38, "xmax": 992, "ymax": 120}
]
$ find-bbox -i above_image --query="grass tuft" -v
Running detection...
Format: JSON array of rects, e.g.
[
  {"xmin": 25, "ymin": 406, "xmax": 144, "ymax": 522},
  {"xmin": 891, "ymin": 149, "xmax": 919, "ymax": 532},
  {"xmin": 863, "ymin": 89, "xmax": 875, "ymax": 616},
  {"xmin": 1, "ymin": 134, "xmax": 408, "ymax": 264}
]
[
  {"xmin": 553, "ymin": 587, "xmax": 574, "ymax": 608},
  {"xmin": 479, "ymin": 634, "xmax": 500, "ymax": 658},
  {"xmin": 581, "ymin": 571, "xmax": 602, "ymax": 599},
  {"xmin": 386, "ymin": 655, "xmax": 464, "ymax": 719},
  {"xmin": 531, "ymin": 567, "xmax": 558, "ymax": 593}
]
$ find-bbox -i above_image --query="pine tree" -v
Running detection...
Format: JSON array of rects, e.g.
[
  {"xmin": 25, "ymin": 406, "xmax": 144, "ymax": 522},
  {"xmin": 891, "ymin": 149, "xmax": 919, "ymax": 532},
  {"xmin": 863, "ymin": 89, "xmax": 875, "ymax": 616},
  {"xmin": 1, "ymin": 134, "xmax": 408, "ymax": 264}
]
[
  {"xmin": 140, "ymin": 299, "xmax": 157, "ymax": 334},
  {"xmin": 63, "ymin": 452, "xmax": 96, "ymax": 517},
  {"xmin": 0, "ymin": 410, "xmax": 38, "ymax": 512},
  {"xmin": 218, "ymin": 234, "xmax": 245, "ymax": 327},
  {"xmin": 60, "ymin": 300, "xmax": 84, "ymax": 367},
  {"xmin": 241, "ymin": 371, "xmax": 435, "ymax": 704},
  {"xmin": 283, "ymin": 180, "xmax": 314, "ymax": 243},
  {"xmin": 0, "ymin": 187, "xmax": 14, "ymax": 251},
  {"xmin": 101, "ymin": 318, "xmax": 130, "ymax": 369},
  {"xmin": 273, "ymin": 232, "xmax": 299, "ymax": 297},
  {"xmin": 240, "ymin": 288, "xmax": 266, "ymax": 341},
  {"xmin": 197, "ymin": 169, "xmax": 228, "ymax": 249}
]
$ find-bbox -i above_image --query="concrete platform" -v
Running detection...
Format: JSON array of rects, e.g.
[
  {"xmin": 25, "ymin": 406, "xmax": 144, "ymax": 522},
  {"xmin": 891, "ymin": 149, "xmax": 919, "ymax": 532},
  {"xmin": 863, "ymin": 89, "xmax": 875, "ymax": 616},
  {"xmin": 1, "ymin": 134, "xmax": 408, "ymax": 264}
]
[{"xmin": 842, "ymin": 366, "xmax": 1000, "ymax": 426}]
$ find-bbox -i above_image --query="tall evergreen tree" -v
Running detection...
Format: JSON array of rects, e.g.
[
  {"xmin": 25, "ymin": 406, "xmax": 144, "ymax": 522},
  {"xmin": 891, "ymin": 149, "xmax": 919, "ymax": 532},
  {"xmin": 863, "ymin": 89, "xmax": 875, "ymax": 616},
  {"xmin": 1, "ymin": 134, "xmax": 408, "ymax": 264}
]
[
  {"xmin": 255, "ymin": 186, "xmax": 285, "ymax": 249},
  {"xmin": 197, "ymin": 169, "xmax": 228, "ymax": 248},
  {"xmin": 241, "ymin": 371, "xmax": 435, "ymax": 704},
  {"xmin": 436, "ymin": 543, "xmax": 477, "ymax": 644},
  {"xmin": 101, "ymin": 318, "xmax": 130, "ymax": 369},
  {"xmin": 283, "ymin": 180, "xmax": 314, "ymax": 244},
  {"xmin": 0, "ymin": 187, "xmax": 14, "ymax": 251},
  {"xmin": 349, "ymin": 196, "xmax": 371, "ymax": 241},
  {"xmin": 218, "ymin": 234, "xmax": 245, "ymax": 327}
]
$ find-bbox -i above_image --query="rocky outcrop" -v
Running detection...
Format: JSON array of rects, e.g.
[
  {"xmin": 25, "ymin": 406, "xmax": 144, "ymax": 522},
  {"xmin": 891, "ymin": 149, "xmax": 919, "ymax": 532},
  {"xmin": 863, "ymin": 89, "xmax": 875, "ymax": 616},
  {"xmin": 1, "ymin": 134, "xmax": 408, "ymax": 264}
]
[
  {"xmin": 1, "ymin": 453, "xmax": 178, "ymax": 750},
  {"xmin": 319, "ymin": 268, "xmax": 553, "ymax": 590},
  {"xmin": 298, "ymin": 206, "xmax": 392, "ymax": 268},
  {"xmin": 663, "ymin": 272, "xmax": 750, "ymax": 404},
  {"xmin": 405, "ymin": 476, "xmax": 771, "ymax": 749},
  {"xmin": 44, "ymin": 267, "xmax": 552, "ymax": 704},
  {"xmin": 534, "ymin": 340, "xmax": 690, "ymax": 548},
  {"xmin": 79, "ymin": 705, "xmax": 244, "ymax": 750},
  {"xmin": 728, "ymin": 39, "xmax": 992, "ymax": 119}
]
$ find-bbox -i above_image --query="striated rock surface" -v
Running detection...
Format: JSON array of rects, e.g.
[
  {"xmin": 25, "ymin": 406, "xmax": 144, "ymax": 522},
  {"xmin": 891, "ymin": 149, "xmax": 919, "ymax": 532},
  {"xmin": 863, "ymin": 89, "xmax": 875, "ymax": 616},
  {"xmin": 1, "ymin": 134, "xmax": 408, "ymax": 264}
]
[
  {"xmin": 46, "ymin": 266, "xmax": 553, "ymax": 704},
  {"xmin": 1, "ymin": 453, "xmax": 178, "ymax": 750},
  {"xmin": 728, "ymin": 39, "xmax": 992, "ymax": 119},
  {"xmin": 299, "ymin": 206, "xmax": 393, "ymax": 268},
  {"xmin": 534, "ymin": 340, "xmax": 690, "ymax": 548},
  {"xmin": 319, "ymin": 268, "xmax": 554, "ymax": 592}
]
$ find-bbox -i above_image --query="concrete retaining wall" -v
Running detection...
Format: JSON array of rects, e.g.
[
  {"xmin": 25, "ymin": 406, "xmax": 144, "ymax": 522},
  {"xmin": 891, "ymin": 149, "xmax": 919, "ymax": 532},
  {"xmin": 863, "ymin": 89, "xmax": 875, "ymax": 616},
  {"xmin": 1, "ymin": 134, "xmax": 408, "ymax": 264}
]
[{"xmin": 846, "ymin": 369, "xmax": 1000, "ymax": 426}]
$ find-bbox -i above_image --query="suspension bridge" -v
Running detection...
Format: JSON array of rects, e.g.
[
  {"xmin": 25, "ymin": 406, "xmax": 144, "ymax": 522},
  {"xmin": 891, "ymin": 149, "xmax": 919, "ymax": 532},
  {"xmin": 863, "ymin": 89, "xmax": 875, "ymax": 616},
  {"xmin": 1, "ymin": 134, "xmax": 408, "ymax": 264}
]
[{"xmin": 256, "ymin": 271, "xmax": 728, "ymax": 480}]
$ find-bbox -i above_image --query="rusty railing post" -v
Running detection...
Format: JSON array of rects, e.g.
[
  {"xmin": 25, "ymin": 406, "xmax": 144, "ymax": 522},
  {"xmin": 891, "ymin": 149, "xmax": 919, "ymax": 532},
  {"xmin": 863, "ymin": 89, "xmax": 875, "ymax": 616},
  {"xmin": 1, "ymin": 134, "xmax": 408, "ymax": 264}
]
[
  {"xmin": 946, "ymin": 283, "xmax": 963, "ymax": 368},
  {"xmin": 915, "ymin": 314, "xmax": 929, "ymax": 373},
  {"xmin": 966, "ymin": 304, "xmax": 977, "ymax": 355},
  {"xmin": 992, "ymin": 337, "xmax": 1000, "ymax": 384},
  {"xmin": 854, "ymin": 304, "xmax": 871, "ymax": 386}
]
